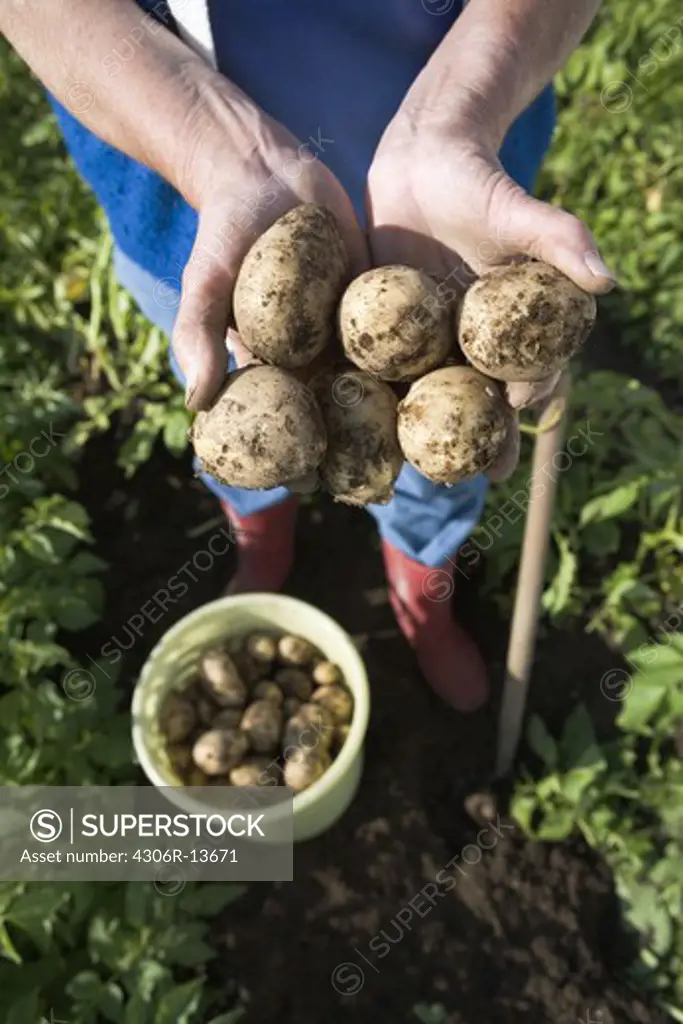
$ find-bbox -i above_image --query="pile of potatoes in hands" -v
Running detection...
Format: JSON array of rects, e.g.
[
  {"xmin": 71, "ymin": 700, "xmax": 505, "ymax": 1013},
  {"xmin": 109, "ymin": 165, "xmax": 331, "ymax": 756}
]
[
  {"xmin": 160, "ymin": 630, "xmax": 353, "ymax": 794},
  {"xmin": 190, "ymin": 204, "xmax": 597, "ymax": 502}
]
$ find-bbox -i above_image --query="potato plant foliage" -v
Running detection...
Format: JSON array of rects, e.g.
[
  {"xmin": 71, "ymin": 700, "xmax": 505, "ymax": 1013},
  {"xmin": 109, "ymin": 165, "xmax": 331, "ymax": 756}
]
[{"xmin": 1, "ymin": 0, "xmax": 683, "ymax": 1018}]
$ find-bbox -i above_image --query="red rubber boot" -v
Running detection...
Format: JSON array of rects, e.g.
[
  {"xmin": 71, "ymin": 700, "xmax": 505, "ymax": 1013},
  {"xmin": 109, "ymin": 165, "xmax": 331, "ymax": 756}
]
[
  {"xmin": 221, "ymin": 497, "xmax": 298, "ymax": 595},
  {"xmin": 381, "ymin": 540, "xmax": 489, "ymax": 712}
]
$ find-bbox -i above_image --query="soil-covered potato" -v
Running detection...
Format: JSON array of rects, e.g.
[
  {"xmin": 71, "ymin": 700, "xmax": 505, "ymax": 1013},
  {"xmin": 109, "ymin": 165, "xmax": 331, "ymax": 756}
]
[
  {"xmin": 253, "ymin": 681, "xmax": 284, "ymax": 705},
  {"xmin": 233, "ymin": 204, "xmax": 349, "ymax": 369},
  {"xmin": 311, "ymin": 661, "xmax": 343, "ymax": 687},
  {"xmin": 283, "ymin": 702, "xmax": 335, "ymax": 752},
  {"xmin": 200, "ymin": 648, "xmax": 247, "ymax": 708},
  {"xmin": 166, "ymin": 742, "xmax": 194, "ymax": 779},
  {"xmin": 397, "ymin": 366, "xmax": 515, "ymax": 484},
  {"xmin": 310, "ymin": 365, "xmax": 403, "ymax": 506},
  {"xmin": 192, "ymin": 728, "xmax": 250, "ymax": 776},
  {"xmin": 190, "ymin": 365, "xmax": 327, "ymax": 490},
  {"xmin": 239, "ymin": 700, "xmax": 283, "ymax": 754},
  {"xmin": 458, "ymin": 261, "xmax": 597, "ymax": 382},
  {"xmin": 334, "ymin": 724, "xmax": 351, "ymax": 754},
  {"xmin": 282, "ymin": 696, "xmax": 303, "ymax": 719},
  {"xmin": 339, "ymin": 266, "xmax": 452, "ymax": 382},
  {"xmin": 229, "ymin": 757, "xmax": 280, "ymax": 787},
  {"xmin": 311, "ymin": 684, "xmax": 353, "ymax": 724},
  {"xmin": 277, "ymin": 635, "xmax": 316, "ymax": 666},
  {"xmin": 284, "ymin": 747, "xmax": 331, "ymax": 794},
  {"xmin": 213, "ymin": 708, "xmax": 243, "ymax": 730},
  {"xmin": 159, "ymin": 692, "xmax": 197, "ymax": 743},
  {"xmin": 275, "ymin": 668, "xmax": 313, "ymax": 702},
  {"xmin": 246, "ymin": 633, "xmax": 278, "ymax": 665}
]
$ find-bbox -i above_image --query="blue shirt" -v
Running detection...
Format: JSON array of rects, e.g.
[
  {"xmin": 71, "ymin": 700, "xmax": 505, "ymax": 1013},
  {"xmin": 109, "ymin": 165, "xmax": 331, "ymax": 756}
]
[{"xmin": 49, "ymin": 0, "xmax": 554, "ymax": 283}]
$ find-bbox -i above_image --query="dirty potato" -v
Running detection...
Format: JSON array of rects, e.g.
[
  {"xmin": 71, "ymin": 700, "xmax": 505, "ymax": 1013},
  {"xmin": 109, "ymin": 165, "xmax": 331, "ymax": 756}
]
[
  {"xmin": 339, "ymin": 266, "xmax": 452, "ymax": 381},
  {"xmin": 233, "ymin": 204, "xmax": 349, "ymax": 369},
  {"xmin": 284, "ymin": 747, "xmax": 331, "ymax": 794},
  {"xmin": 311, "ymin": 661, "xmax": 343, "ymax": 687},
  {"xmin": 397, "ymin": 366, "xmax": 515, "ymax": 484},
  {"xmin": 159, "ymin": 691, "xmax": 197, "ymax": 743},
  {"xmin": 311, "ymin": 684, "xmax": 353, "ymax": 724},
  {"xmin": 310, "ymin": 365, "xmax": 403, "ymax": 506},
  {"xmin": 283, "ymin": 702, "xmax": 335, "ymax": 752},
  {"xmin": 190, "ymin": 365, "xmax": 327, "ymax": 490},
  {"xmin": 240, "ymin": 699, "xmax": 283, "ymax": 754},
  {"xmin": 200, "ymin": 647, "xmax": 248, "ymax": 708},
  {"xmin": 458, "ymin": 261, "xmax": 597, "ymax": 382},
  {"xmin": 275, "ymin": 668, "xmax": 313, "ymax": 702},
  {"xmin": 229, "ymin": 757, "xmax": 280, "ymax": 787},
  {"xmin": 192, "ymin": 728, "xmax": 250, "ymax": 776},
  {"xmin": 277, "ymin": 634, "xmax": 316, "ymax": 666},
  {"xmin": 253, "ymin": 681, "xmax": 284, "ymax": 705}
]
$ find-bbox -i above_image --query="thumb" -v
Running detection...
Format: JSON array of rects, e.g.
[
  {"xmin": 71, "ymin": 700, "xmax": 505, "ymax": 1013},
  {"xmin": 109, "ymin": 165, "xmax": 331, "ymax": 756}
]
[
  {"xmin": 172, "ymin": 214, "xmax": 238, "ymax": 412},
  {"xmin": 486, "ymin": 170, "xmax": 616, "ymax": 296}
]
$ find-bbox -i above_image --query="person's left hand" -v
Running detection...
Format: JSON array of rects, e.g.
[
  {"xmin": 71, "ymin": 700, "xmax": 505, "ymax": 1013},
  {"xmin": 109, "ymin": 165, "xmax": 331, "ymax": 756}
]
[{"xmin": 366, "ymin": 118, "xmax": 615, "ymax": 478}]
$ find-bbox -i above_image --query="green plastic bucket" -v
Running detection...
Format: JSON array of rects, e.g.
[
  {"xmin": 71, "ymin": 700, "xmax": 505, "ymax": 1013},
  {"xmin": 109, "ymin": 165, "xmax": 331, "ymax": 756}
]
[{"xmin": 131, "ymin": 593, "xmax": 370, "ymax": 842}]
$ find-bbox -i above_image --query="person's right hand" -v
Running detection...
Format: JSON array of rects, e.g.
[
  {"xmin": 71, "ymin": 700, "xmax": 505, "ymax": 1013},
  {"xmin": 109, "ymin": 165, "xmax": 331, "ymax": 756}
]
[{"xmin": 172, "ymin": 107, "xmax": 368, "ymax": 411}]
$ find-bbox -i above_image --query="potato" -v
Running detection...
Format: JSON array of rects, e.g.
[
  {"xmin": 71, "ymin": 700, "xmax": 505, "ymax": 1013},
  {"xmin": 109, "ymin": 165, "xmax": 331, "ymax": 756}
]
[
  {"xmin": 253, "ymin": 681, "xmax": 284, "ymax": 705},
  {"xmin": 458, "ymin": 261, "xmax": 597, "ymax": 382},
  {"xmin": 283, "ymin": 702, "xmax": 335, "ymax": 752},
  {"xmin": 310, "ymin": 366, "xmax": 403, "ymax": 506},
  {"xmin": 284, "ymin": 747, "xmax": 331, "ymax": 794},
  {"xmin": 312, "ymin": 661, "xmax": 343, "ymax": 687},
  {"xmin": 200, "ymin": 648, "xmax": 247, "ymax": 708},
  {"xmin": 190, "ymin": 365, "xmax": 327, "ymax": 490},
  {"xmin": 275, "ymin": 668, "xmax": 313, "ymax": 702},
  {"xmin": 311, "ymin": 684, "xmax": 353, "ymax": 724},
  {"xmin": 246, "ymin": 633, "xmax": 278, "ymax": 665},
  {"xmin": 233, "ymin": 204, "xmax": 349, "ymax": 369},
  {"xmin": 229, "ymin": 757, "xmax": 280, "ymax": 788},
  {"xmin": 397, "ymin": 366, "xmax": 515, "ymax": 484},
  {"xmin": 166, "ymin": 742, "xmax": 194, "ymax": 780},
  {"xmin": 282, "ymin": 696, "xmax": 303, "ymax": 719},
  {"xmin": 339, "ymin": 266, "xmax": 452, "ymax": 381},
  {"xmin": 277, "ymin": 634, "xmax": 316, "ymax": 666},
  {"xmin": 213, "ymin": 708, "xmax": 243, "ymax": 730},
  {"xmin": 192, "ymin": 728, "xmax": 249, "ymax": 776},
  {"xmin": 159, "ymin": 692, "xmax": 197, "ymax": 743},
  {"xmin": 240, "ymin": 700, "xmax": 283, "ymax": 754}
]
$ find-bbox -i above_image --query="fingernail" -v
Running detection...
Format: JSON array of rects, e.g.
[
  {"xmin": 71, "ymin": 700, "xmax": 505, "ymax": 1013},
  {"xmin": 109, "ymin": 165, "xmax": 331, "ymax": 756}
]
[{"xmin": 584, "ymin": 251, "xmax": 617, "ymax": 286}]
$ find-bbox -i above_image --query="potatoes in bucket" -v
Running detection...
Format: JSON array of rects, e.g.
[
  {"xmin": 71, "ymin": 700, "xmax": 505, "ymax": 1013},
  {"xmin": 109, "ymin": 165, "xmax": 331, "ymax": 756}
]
[
  {"xmin": 338, "ymin": 266, "xmax": 452, "ymax": 381},
  {"xmin": 159, "ymin": 630, "xmax": 354, "ymax": 794},
  {"xmin": 310, "ymin": 365, "xmax": 403, "ymax": 506},
  {"xmin": 397, "ymin": 366, "xmax": 515, "ymax": 484},
  {"xmin": 190, "ymin": 364, "xmax": 326, "ymax": 490},
  {"xmin": 458, "ymin": 260, "xmax": 597, "ymax": 382},
  {"xmin": 233, "ymin": 204, "xmax": 349, "ymax": 369}
]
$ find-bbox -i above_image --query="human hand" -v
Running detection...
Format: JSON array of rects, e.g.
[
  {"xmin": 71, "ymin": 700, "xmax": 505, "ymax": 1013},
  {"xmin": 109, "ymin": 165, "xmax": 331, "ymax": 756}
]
[
  {"xmin": 366, "ymin": 118, "xmax": 614, "ymax": 478},
  {"xmin": 173, "ymin": 100, "xmax": 368, "ymax": 410}
]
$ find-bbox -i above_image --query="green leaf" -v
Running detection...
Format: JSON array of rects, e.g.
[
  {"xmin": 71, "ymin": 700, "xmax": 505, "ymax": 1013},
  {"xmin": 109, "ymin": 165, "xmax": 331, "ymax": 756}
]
[
  {"xmin": 0, "ymin": 923, "xmax": 22, "ymax": 965},
  {"xmin": 155, "ymin": 980, "xmax": 203, "ymax": 1024},
  {"xmin": 580, "ymin": 479, "xmax": 644, "ymax": 525},
  {"xmin": 536, "ymin": 807, "xmax": 577, "ymax": 841},
  {"xmin": 527, "ymin": 716, "xmax": 558, "ymax": 769},
  {"xmin": 542, "ymin": 533, "xmax": 577, "ymax": 616},
  {"xmin": 207, "ymin": 1011, "xmax": 245, "ymax": 1024},
  {"xmin": 5, "ymin": 991, "xmax": 40, "ymax": 1024},
  {"xmin": 179, "ymin": 884, "xmax": 246, "ymax": 917}
]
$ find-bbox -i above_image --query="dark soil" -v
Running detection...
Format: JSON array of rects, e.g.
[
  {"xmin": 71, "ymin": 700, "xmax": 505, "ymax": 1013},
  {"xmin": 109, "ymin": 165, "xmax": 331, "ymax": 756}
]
[{"xmin": 78, "ymin": 432, "xmax": 669, "ymax": 1024}]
